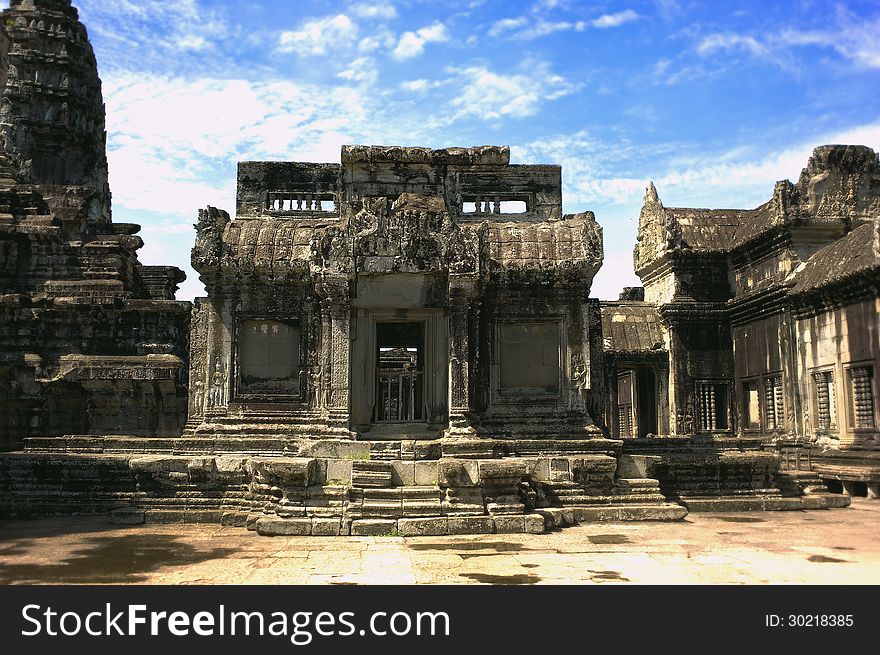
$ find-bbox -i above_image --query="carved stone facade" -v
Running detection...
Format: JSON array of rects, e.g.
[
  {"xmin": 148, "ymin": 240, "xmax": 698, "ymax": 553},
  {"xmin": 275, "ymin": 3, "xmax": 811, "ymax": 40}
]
[
  {"xmin": 0, "ymin": 1, "xmax": 870, "ymax": 535},
  {"xmin": 615, "ymin": 145, "xmax": 880, "ymax": 499},
  {"xmin": 0, "ymin": 0, "xmax": 189, "ymax": 450},
  {"xmin": 188, "ymin": 146, "xmax": 607, "ymax": 443}
]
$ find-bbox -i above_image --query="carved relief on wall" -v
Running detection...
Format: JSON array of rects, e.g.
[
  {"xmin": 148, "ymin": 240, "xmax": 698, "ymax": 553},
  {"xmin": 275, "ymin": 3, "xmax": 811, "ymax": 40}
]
[{"xmin": 208, "ymin": 362, "xmax": 228, "ymax": 408}]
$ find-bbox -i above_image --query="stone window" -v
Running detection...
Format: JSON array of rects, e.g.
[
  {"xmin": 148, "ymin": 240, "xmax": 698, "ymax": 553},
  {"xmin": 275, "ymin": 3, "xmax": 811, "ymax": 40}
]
[
  {"xmin": 462, "ymin": 194, "xmax": 530, "ymax": 215},
  {"xmin": 266, "ymin": 191, "xmax": 335, "ymax": 213},
  {"xmin": 697, "ymin": 381, "xmax": 729, "ymax": 431},
  {"xmin": 617, "ymin": 372, "xmax": 635, "ymax": 437},
  {"xmin": 847, "ymin": 366, "xmax": 876, "ymax": 429},
  {"xmin": 499, "ymin": 322, "xmax": 560, "ymax": 394},
  {"xmin": 742, "ymin": 380, "xmax": 760, "ymax": 430},
  {"xmin": 238, "ymin": 320, "xmax": 300, "ymax": 396},
  {"xmin": 812, "ymin": 370, "xmax": 837, "ymax": 430},
  {"xmin": 763, "ymin": 374, "xmax": 784, "ymax": 431}
]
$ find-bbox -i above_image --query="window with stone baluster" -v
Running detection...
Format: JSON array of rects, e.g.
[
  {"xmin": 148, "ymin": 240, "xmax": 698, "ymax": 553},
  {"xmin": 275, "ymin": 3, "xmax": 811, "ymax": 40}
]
[
  {"xmin": 763, "ymin": 374, "xmax": 784, "ymax": 432},
  {"xmin": 812, "ymin": 370, "xmax": 837, "ymax": 431},
  {"xmin": 696, "ymin": 381, "xmax": 729, "ymax": 432},
  {"xmin": 846, "ymin": 365, "xmax": 876, "ymax": 430}
]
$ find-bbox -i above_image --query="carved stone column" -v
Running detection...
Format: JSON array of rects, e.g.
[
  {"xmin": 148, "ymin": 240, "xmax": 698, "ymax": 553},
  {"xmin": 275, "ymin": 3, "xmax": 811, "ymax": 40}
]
[
  {"xmin": 446, "ymin": 276, "xmax": 479, "ymax": 438},
  {"xmin": 320, "ymin": 276, "xmax": 354, "ymax": 438}
]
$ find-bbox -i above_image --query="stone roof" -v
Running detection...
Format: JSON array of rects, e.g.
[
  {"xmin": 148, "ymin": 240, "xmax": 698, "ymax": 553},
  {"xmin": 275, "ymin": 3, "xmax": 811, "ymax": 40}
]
[
  {"xmin": 669, "ymin": 208, "xmax": 745, "ymax": 251},
  {"xmin": 487, "ymin": 213, "xmax": 600, "ymax": 267},
  {"xmin": 600, "ymin": 302, "xmax": 665, "ymax": 353},
  {"xmin": 635, "ymin": 146, "xmax": 880, "ymax": 271},
  {"xmin": 791, "ymin": 221, "xmax": 880, "ymax": 294},
  {"xmin": 223, "ymin": 218, "xmax": 315, "ymax": 270}
]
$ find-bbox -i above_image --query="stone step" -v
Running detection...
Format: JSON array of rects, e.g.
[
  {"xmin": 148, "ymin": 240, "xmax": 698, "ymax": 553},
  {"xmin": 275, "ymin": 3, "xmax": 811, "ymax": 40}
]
[{"xmin": 351, "ymin": 461, "xmax": 394, "ymax": 488}]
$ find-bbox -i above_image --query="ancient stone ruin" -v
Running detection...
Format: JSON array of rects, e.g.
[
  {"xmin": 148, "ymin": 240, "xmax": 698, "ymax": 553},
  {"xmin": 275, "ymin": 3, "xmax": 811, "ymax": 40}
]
[
  {"xmin": 0, "ymin": 0, "xmax": 189, "ymax": 450},
  {"xmin": 0, "ymin": 0, "xmax": 877, "ymax": 537}
]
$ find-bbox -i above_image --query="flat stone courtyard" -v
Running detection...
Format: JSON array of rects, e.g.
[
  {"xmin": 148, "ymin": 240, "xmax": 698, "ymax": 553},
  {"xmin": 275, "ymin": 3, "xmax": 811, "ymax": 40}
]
[{"xmin": 1, "ymin": 499, "xmax": 877, "ymax": 585}]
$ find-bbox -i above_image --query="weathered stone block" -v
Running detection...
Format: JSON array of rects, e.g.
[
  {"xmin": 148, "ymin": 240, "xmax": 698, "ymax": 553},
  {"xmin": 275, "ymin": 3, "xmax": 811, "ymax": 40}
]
[
  {"xmin": 397, "ymin": 517, "xmax": 449, "ymax": 536},
  {"xmin": 479, "ymin": 459, "xmax": 529, "ymax": 483},
  {"xmin": 312, "ymin": 518, "xmax": 343, "ymax": 536},
  {"xmin": 221, "ymin": 511, "xmax": 248, "ymax": 527},
  {"xmin": 414, "ymin": 461, "xmax": 439, "ymax": 485},
  {"xmin": 550, "ymin": 458, "xmax": 572, "ymax": 482},
  {"xmin": 531, "ymin": 458, "xmax": 551, "ymax": 482},
  {"xmin": 255, "ymin": 517, "xmax": 313, "ymax": 536},
  {"xmin": 391, "ymin": 461, "xmax": 416, "ymax": 486},
  {"xmin": 438, "ymin": 460, "xmax": 478, "ymax": 487},
  {"xmin": 524, "ymin": 513, "xmax": 546, "ymax": 534},
  {"xmin": 447, "ymin": 516, "xmax": 495, "ymax": 535},
  {"xmin": 441, "ymin": 487, "xmax": 484, "ymax": 515},
  {"xmin": 249, "ymin": 457, "xmax": 317, "ymax": 488},
  {"xmin": 324, "ymin": 459, "xmax": 353, "ymax": 485},
  {"xmin": 413, "ymin": 441, "xmax": 442, "ymax": 460},
  {"xmin": 351, "ymin": 519, "xmax": 397, "ymax": 536},
  {"xmin": 493, "ymin": 515, "xmax": 525, "ymax": 534},
  {"xmin": 298, "ymin": 440, "xmax": 370, "ymax": 461}
]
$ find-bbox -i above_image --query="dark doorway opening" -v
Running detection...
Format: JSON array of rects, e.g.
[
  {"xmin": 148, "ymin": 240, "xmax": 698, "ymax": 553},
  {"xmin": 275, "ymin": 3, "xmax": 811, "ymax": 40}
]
[
  {"xmin": 376, "ymin": 322, "xmax": 425, "ymax": 423},
  {"xmin": 616, "ymin": 367, "xmax": 659, "ymax": 437},
  {"xmin": 638, "ymin": 368, "xmax": 659, "ymax": 437}
]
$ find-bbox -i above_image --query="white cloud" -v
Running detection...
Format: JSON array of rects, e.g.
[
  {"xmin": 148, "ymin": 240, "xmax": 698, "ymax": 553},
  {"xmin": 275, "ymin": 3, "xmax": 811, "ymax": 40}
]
[
  {"xmin": 66, "ymin": 0, "xmax": 232, "ymax": 70},
  {"xmin": 695, "ymin": 10, "xmax": 880, "ymax": 71},
  {"xmin": 591, "ymin": 10, "xmax": 639, "ymax": 28},
  {"xmin": 400, "ymin": 78, "xmax": 445, "ymax": 92},
  {"xmin": 513, "ymin": 20, "xmax": 587, "ymax": 40},
  {"xmin": 489, "ymin": 17, "xmax": 528, "ymax": 37},
  {"xmin": 697, "ymin": 33, "xmax": 767, "ymax": 57},
  {"xmin": 491, "ymin": 8, "xmax": 635, "ymax": 40},
  {"xmin": 392, "ymin": 22, "xmax": 449, "ymax": 60},
  {"xmin": 447, "ymin": 63, "xmax": 580, "ymax": 121},
  {"xmin": 358, "ymin": 29, "xmax": 397, "ymax": 52},
  {"xmin": 278, "ymin": 14, "xmax": 358, "ymax": 56},
  {"xmin": 350, "ymin": 2, "xmax": 397, "ymax": 19},
  {"xmin": 337, "ymin": 57, "xmax": 379, "ymax": 86}
]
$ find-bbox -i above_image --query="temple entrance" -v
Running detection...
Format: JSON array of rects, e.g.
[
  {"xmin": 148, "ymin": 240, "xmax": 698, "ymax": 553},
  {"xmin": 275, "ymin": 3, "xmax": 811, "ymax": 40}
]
[
  {"xmin": 375, "ymin": 322, "xmax": 425, "ymax": 423},
  {"xmin": 615, "ymin": 367, "xmax": 659, "ymax": 438},
  {"xmin": 349, "ymin": 302, "xmax": 448, "ymax": 435}
]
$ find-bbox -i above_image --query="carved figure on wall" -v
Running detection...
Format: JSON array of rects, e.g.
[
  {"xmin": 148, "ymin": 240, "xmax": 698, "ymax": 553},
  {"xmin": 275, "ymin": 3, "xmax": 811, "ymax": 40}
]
[
  {"xmin": 208, "ymin": 362, "xmax": 227, "ymax": 408},
  {"xmin": 677, "ymin": 406, "xmax": 695, "ymax": 436},
  {"xmin": 309, "ymin": 367, "xmax": 322, "ymax": 408},
  {"xmin": 192, "ymin": 379, "xmax": 205, "ymax": 415},
  {"xmin": 570, "ymin": 353, "xmax": 589, "ymax": 411}
]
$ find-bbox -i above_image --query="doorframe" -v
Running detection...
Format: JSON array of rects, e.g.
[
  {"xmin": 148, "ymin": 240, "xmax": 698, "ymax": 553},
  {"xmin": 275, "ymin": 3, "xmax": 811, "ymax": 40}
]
[{"xmin": 350, "ymin": 308, "xmax": 448, "ymax": 434}]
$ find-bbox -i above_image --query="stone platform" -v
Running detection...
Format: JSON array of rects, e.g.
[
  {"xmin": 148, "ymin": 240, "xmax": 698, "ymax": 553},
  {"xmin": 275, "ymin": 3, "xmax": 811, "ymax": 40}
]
[
  {"xmin": 1, "ymin": 435, "xmax": 691, "ymax": 535},
  {"xmin": 0, "ymin": 433, "xmax": 856, "ymax": 536}
]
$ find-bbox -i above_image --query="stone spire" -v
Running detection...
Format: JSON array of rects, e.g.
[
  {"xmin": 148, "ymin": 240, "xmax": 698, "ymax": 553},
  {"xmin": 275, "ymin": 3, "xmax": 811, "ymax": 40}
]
[{"xmin": 0, "ymin": 0, "xmax": 111, "ymax": 223}]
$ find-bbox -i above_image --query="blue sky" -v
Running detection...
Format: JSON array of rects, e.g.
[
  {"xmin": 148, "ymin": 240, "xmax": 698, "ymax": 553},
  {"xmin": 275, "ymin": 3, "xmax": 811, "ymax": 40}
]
[{"xmin": 5, "ymin": 0, "xmax": 880, "ymax": 299}]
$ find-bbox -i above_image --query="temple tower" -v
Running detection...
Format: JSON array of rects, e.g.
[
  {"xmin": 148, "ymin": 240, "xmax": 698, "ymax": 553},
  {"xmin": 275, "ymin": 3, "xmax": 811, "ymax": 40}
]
[{"xmin": 0, "ymin": 0, "xmax": 110, "ymax": 224}]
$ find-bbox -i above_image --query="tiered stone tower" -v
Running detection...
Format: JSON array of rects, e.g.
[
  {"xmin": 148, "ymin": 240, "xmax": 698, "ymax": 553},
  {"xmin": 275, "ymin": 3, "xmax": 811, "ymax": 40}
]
[{"xmin": 0, "ymin": 0, "xmax": 190, "ymax": 450}]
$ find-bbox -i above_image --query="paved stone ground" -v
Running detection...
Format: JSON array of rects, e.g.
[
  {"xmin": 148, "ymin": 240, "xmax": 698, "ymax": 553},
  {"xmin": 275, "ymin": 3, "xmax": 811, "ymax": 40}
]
[{"xmin": 1, "ymin": 499, "xmax": 877, "ymax": 585}]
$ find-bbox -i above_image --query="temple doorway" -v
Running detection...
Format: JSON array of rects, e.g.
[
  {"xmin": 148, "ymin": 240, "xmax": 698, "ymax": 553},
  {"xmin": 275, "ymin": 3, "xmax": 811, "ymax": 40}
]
[
  {"xmin": 615, "ymin": 367, "xmax": 660, "ymax": 438},
  {"xmin": 349, "ymin": 305, "xmax": 448, "ymax": 435},
  {"xmin": 375, "ymin": 322, "xmax": 425, "ymax": 423}
]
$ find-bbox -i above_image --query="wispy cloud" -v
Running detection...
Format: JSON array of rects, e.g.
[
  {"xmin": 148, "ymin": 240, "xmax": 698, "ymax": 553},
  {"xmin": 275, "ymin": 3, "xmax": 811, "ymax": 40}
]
[
  {"xmin": 392, "ymin": 22, "xmax": 449, "ymax": 60},
  {"xmin": 591, "ymin": 10, "xmax": 639, "ymax": 29},
  {"xmin": 695, "ymin": 8, "xmax": 880, "ymax": 70},
  {"xmin": 278, "ymin": 14, "xmax": 358, "ymax": 56},
  {"xmin": 446, "ymin": 62, "xmax": 580, "ymax": 121},
  {"xmin": 490, "ymin": 6, "xmax": 637, "ymax": 40},
  {"xmin": 350, "ymin": 2, "xmax": 397, "ymax": 20},
  {"xmin": 337, "ymin": 56, "xmax": 379, "ymax": 86}
]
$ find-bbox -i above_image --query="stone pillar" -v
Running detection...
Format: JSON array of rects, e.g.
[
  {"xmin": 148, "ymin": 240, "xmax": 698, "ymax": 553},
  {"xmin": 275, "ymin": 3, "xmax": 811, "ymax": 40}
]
[
  {"xmin": 321, "ymin": 276, "xmax": 353, "ymax": 438},
  {"xmin": 446, "ymin": 276, "xmax": 478, "ymax": 438}
]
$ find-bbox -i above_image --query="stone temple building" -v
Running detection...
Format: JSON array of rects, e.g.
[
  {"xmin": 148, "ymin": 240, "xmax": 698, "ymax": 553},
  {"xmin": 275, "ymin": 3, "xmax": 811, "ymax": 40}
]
[
  {"xmin": 603, "ymin": 147, "xmax": 880, "ymax": 500},
  {"xmin": 0, "ymin": 0, "xmax": 189, "ymax": 451},
  {"xmin": 0, "ymin": 0, "xmax": 876, "ymax": 537}
]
